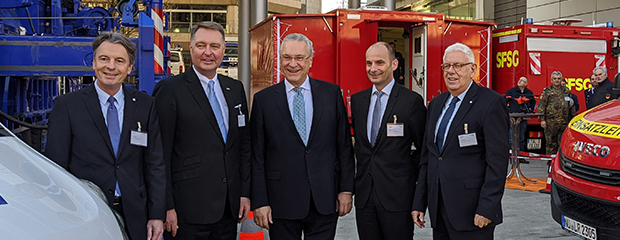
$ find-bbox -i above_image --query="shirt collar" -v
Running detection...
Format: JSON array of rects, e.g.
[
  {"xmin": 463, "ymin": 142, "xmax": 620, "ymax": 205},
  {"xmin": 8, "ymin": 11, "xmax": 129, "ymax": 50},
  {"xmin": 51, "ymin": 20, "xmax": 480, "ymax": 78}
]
[
  {"xmin": 193, "ymin": 65, "xmax": 219, "ymax": 83},
  {"xmin": 94, "ymin": 80, "xmax": 124, "ymax": 104},
  {"xmin": 371, "ymin": 79, "xmax": 395, "ymax": 97},
  {"xmin": 285, "ymin": 76, "xmax": 311, "ymax": 93},
  {"xmin": 451, "ymin": 80, "xmax": 473, "ymax": 102}
]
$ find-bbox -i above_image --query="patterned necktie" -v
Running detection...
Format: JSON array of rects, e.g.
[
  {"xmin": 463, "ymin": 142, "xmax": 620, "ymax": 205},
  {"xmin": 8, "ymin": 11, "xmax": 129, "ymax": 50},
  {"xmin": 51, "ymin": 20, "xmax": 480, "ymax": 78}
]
[
  {"xmin": 293, "ymin": 87, "xmax": 307, "ymax": 145},
  {"xmin": 107, "ymin": 96, "xmax": 122, "ymax": 197},
  {"xmin": 107, "ymin": 96, "xmax": 120, "ymax": 157},
  {"xmin": 370, "ymin": 91, "xmax": 384, "ymax": 147},
  {"xmin": 207, "ymin": 80, "xmax": 227, "ymax": 143},
  {"xmin": 436, "ymin": 97, "xmax": 460, "ymax": 152}
]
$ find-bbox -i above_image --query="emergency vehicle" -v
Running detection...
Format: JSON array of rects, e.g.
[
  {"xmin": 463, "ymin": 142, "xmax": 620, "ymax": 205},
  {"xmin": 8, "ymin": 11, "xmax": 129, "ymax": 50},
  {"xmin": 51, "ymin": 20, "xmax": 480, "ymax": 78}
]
[
  {"xmin": 492, "ymin": 19, "xmax": 619, "ymax": 154},
  {"xmin": 550, "ymin": 99, "xmax": 620, "ymax": 240},
  {"xmin": 249, "ymin": 9, "xmax": 495, "ymax": 107}
]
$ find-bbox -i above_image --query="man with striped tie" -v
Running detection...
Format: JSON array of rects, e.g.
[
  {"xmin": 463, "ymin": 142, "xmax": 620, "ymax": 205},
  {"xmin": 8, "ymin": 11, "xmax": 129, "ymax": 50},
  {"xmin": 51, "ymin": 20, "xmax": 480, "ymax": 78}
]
[{"xmin": 250, "ymin": 33, "xmax": 355, "ymax": 240}]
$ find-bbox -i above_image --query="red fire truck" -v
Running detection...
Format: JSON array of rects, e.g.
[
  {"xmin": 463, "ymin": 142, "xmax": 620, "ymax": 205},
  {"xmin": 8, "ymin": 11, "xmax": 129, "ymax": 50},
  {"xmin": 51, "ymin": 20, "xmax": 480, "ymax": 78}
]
[
  {"xmin": 249, "ymin": 9, "xmax": 495, "ymax": 108},
  {"xmin": 492, "ymin": 19, "xmax": 619, "ymax": 154}
]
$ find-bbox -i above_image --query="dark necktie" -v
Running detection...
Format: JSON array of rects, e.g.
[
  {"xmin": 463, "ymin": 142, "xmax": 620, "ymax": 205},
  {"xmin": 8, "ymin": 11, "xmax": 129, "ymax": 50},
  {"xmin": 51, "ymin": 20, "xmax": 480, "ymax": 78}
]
[
  {"xmin": 370, "ymin": 91, "xmax": 384, "ymax": 147},
  {"xmin": 436, "ymin": 97, "xmax": 460, "ymax": 152},
  {"xmin": 107, "ymin": 96, "xmax": 120, "ymax": 157}
]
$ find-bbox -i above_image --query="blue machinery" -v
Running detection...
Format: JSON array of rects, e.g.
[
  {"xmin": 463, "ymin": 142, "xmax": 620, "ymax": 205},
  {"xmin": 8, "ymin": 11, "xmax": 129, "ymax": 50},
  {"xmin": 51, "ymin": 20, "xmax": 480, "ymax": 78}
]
[{"xmin": 0, "ymin": 0, "xmax": 171, "ymax": 150}]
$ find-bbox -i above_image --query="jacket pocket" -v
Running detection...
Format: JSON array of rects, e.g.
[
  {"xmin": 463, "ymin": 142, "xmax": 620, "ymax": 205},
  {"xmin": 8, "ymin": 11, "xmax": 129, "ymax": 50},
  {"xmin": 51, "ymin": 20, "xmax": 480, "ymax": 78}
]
[
  {"xmin": 183, "ymin": 156, "xmax": 201, "ymax": 166},
  {"xmin": 266, "ymin": 170, "xmax": 280, "ymax": 180},
  {"xmin": 464, "ymin": 177, "xmax": 484, "ymax": 189},
  {"xmin": 171, "ymin": 169, "xmax": 200, "ymax": 183}
]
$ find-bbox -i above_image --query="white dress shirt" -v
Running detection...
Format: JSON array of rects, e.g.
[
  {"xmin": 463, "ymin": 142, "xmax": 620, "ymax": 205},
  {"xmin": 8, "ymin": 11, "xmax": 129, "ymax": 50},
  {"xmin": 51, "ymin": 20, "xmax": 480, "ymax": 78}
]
[
  {"xmin": 434, "ymin": 81, "xmax": 474, "ymax": 145},
  {"xmin": 194, "ymin": 66, "xmax": 229, "ymax": 132},
  {"xmin": 367, "ymin": 79, "xmax": 395, "ymax": 143},
  {"xmin": 94, "ymin": 81, "xmax": 125, "ymax": 131}
]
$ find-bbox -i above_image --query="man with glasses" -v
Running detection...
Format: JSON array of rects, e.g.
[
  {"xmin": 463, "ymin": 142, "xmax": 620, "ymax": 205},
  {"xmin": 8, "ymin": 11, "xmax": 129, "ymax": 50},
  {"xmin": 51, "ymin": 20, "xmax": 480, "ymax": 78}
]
[
  {"xmin": 250, "ymin": 33, "xmax": 355, "ymax": 239},
  {"xmin": 412, "ymin": 42, "xmax": 509, "ymax": 239},
  {"xmin": 538, "ymin": 71, "xmax": 576, "ymax": 156},
  {"xmin": 585, "ymin": 67, "xmax": 614, "ymax": 109}
]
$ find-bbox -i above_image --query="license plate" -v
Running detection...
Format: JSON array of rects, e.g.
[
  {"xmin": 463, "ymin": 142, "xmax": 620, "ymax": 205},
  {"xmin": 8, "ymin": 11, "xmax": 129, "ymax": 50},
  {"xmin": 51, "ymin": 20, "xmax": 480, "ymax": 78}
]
[
  {"xmin": 562, "ymin": 215, "xmax": 597, "ymax": 240},
  {"xmin": 527, "ymin": 139, "xmax": 541, "ymax": 150}
]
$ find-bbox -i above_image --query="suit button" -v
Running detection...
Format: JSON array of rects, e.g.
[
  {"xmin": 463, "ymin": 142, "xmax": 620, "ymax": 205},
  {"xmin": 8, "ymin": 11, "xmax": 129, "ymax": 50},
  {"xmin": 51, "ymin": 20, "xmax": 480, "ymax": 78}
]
[
  {"xmin": 435, "ymin": 181, "xmax": 439, "ymax": 185},
  {"xmin": 108, "ymin": 189, "xmax": 113, "ymax": 194},
  {"xmin": 225, "ymin": 152, "xmax": 229, "ymax": 156},
  {"xmin": 438, "ymin": 157, "xmax": 443, "ymax": 161},
  {"xmin": 305, "ymin": 150, "xmax": 309, "ymax": 154},
  {"xmin": 222, "ymin": 178, "xmax": 227, "ymax": 183},
  {"xmin": 306, "ymin": 177, "xmax": 310, "ymax": 182},
  {"xmin": 115, "ymin": 165, "xmax": 120, "ymax": 169}
]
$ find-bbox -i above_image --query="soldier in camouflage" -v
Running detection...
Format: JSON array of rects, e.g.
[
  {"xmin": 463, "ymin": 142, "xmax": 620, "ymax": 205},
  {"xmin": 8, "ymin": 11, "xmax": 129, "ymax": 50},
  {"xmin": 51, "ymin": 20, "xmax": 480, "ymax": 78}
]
[{"xmin": 538, "ymin": 71, "xmax": 576, "ymax": 155}]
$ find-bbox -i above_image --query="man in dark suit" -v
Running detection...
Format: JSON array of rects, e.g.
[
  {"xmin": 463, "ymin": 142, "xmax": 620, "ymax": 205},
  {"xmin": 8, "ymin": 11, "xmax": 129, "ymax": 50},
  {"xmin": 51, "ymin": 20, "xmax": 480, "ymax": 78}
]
[
  {"xmin": 250, "ymin": 33, "xmax": 355, "ymax": 239},
  {"xmin": 505, "ymin": 76, "xmax": 535, "ymax": 152},
  {"xmin": 152, "ymin": 22, "xmax": 251, "ymax": 239},
  {"xmin": 412, "ymin": 43, "xmax": 509, "ymax": 239},
  {"xmin": 586, "ymin": 67, "xmax": 614, "ymax": 109},
  {"xmin": 351, "ymin": 42, "xmax": 426, "ymax": 240},
  {"xmin": 46, "ymin": 32, "xmax": 165, "ymax": 240}
]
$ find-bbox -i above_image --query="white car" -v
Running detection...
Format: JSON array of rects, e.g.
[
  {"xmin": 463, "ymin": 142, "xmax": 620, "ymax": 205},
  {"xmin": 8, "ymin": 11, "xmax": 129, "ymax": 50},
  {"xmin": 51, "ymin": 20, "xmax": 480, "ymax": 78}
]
[
  {"xmin": 0, "ymin": 123, "xmax": 127, "ymax": 239},
  {"xmin": 169, "ymin": 49, "xmax": 185, "ymax": 75}
]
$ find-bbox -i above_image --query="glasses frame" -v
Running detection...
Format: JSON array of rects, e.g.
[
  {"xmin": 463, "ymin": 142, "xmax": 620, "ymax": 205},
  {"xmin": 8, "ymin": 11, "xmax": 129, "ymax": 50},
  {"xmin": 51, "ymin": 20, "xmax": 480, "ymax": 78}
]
[
  {"xmin": 440, "ymin": 62, "xmax": 474, "ymax": 71},
  {"xmin": 281, "ymin": 55, "xmax": 311, "ymax": 63}
]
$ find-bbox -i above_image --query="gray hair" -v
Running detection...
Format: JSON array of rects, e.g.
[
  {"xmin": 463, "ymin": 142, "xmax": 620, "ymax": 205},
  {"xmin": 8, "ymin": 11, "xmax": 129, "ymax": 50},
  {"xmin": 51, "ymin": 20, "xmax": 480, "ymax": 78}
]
[
  {"xmin": 593, "ymin": 66, "xmax": 607, "ymax": 75},
  {"xmin": 282, "ymin": 33, "xmax": 314, "ymax": 56},
  {"xmin": 92, "ymin": 32, "xmax": 136, "ymax": 65},
  {"xmin": 191, "ymin": 21, "xmax": 226, "ymax": 44},
  {"xmin": 551, "ymin": 71, "xmax": 563, "ymax": 79},
  {"xmin": 443, "ymin": 42, "xmax": 475, "ymax": 63}
]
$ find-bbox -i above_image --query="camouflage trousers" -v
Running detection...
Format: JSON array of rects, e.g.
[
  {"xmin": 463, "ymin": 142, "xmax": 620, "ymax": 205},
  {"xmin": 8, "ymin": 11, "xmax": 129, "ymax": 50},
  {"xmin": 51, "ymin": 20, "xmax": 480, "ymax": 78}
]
[{"xmin": 544, "ymin": 122, "xmax": 568, "ymax": 155}]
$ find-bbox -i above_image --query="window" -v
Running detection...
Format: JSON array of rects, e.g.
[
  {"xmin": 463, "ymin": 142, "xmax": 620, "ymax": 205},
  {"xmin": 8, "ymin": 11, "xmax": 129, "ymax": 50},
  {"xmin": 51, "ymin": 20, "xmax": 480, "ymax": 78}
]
[{"xmin": 165, "ymin": 5, "xmax": 227, "ymax": 33}]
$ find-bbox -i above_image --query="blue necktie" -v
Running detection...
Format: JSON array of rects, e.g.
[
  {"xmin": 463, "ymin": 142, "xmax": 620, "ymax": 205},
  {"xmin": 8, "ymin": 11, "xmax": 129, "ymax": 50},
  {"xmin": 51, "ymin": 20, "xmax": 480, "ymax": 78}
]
[
  {"xmin": 436, "ymin": 97, "xmax": 460, "ymax": 152},
  {"xmin": 207, "ymin": 80, "xmax": 227, "ymax": 143},
  {"xmin": 107, "ymin": 96, "xmax": 121, "ymax": 197},
  {"xmin": 370, "ymin": 91, "xmax": 384, "ymax": 147},
  {"xmin": 293, "ymin": 87, "xmax": 307, "ymax": 145}
]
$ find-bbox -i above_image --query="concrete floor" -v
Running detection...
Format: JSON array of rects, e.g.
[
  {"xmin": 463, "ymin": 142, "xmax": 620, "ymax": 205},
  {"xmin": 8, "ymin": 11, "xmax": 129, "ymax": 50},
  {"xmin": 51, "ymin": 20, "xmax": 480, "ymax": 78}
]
[{"xmin": 241, "ymin": 160, "xmax": 581, "ymax": 239}]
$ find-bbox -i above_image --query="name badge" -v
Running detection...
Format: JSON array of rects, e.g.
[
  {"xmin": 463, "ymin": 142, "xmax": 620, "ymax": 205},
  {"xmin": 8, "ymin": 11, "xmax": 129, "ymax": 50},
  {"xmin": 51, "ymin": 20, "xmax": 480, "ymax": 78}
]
[
  {"xmin": 386, "ymin": 115, "xmax": 404, "ymax": 137},
  {"xmin": 130, "ymin": 122, "xmax": 147, "ymax": 147},
  {"xmin": 564, "ymin": 96, "xmax": 571, "ymax": 101},
  {"xmin": 458, "ymin": 133, "xmax": 477, "ymax": 147},
  {"xmin": 234, "ymin": 104, "xmax": 246, "ymax": 127}
]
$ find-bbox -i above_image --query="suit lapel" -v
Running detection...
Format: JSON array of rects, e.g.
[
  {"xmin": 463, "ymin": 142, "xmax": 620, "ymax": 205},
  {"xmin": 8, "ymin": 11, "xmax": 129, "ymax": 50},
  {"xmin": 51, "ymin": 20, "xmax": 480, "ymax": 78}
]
[
  {"xmin": 428, "ymin": 93, "xmax": 449, "ymax": 155},
  {"xmin": 307, "ymin": 78, "xmax": 323, "ymax": 145},
  {"xmin": 117, "ymin": 86, "xmax": 136, "ymax": 158},
  {"xmin": 444, "ymin": 83, "xmax": 479, "ymax": 149},
  {"xmin": 186, "ymin": 70, "xmax": 225, "ymax": 143},
  {"xmin": 358, "ymin": 88, "xmax": 372, "ymax": 147},
  {"xmin": 82, "ymin": 85, "xmax": 115, "ymax": 160},
  {"xmin": 273, "ymin": 81, "xmax": 305, "ymax": 145}
]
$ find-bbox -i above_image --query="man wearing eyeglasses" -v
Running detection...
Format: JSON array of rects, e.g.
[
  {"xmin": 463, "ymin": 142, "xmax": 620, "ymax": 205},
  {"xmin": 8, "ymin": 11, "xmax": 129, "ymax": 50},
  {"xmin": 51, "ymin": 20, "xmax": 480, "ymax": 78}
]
[
  {"xmin": 412, "ymin": 43, "xmax": 509, "ymax": 239},
  {"xmin": 538, "ymin": 71, "xmax": 576, "ymax": 156},
  {"xmin": 250, "ymin": 33, "xmax": 355, "ymax": 239}
]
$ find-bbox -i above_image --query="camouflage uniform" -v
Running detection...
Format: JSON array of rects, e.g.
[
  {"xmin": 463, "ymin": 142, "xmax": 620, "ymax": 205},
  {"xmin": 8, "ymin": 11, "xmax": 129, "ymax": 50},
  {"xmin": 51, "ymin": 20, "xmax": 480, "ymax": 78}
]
[{"xmin": 538, "ymin": 86, "xmax": 576, "ymax": 155}]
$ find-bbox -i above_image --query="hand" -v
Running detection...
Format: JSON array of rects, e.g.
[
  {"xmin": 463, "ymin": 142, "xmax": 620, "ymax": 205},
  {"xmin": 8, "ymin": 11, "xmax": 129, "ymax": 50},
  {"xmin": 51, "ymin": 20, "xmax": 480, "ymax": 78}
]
[
  {"xmin": 412, "ymin": 211, "xmax": 426, "ymax": 228},
  {"xmin": 254, "ymin": 206, "xmax": 273, "ymax": 230},
  {"xmin": 238, "ymin": 198, "xmax": 251, "ymax": 223},
  {"xmin": 474, "ymin": 214, "xmax": 492, "ymax": 228},
  {"xmin": 541, "ymin": 120, "xmax": 546, "ymax": 129},
  {"xmin": 147, "ymin": 219, "xmax": 164, "ymax": 240},
  {"xmin": 164, "ymin": 209, "xmax": 179, "ymax": 237},
  {"xmin": 336, "ymin": 192, "xmax": 353, "ymax": 216}
]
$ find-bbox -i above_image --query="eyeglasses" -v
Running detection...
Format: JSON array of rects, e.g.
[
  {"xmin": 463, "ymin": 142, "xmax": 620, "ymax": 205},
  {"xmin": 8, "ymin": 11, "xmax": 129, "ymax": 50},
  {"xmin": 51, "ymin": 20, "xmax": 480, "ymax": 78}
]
[
  {"xmin": 440, "ymin": 62, "xmax": 473, "ymax": 71},
  {"xmin": 282, "ymin": 55, "xmax": 310, "ymax": 63}
]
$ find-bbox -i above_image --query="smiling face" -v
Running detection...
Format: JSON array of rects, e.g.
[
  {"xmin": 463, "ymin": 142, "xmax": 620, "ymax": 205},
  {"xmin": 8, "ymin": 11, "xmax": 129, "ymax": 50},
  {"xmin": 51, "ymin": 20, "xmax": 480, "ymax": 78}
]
[
  {"xmin": 190, "ymin": 28, "xmax": 225, "ymax": 79},
  {"xmin": 280, "ymin": 40, "xmax": 313, "ymax": 87},
  {"xmin": 365, "ymin": 44, "xmax": 397, "ymax": 90},
  {"xmin": 93, "ymin": 41, "xmax": 133, "ymax": 95},
  {"xmin": 443, "ymin": 51, "xmax": 476, "ymax": 96}
]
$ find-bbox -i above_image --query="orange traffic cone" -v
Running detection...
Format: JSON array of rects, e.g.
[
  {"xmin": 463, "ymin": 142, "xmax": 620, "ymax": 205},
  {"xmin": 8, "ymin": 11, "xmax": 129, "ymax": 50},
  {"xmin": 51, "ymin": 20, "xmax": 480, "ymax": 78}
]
[
  {"xmin": 539, "ymin": 158, "xmax": 553, "ymax": 194},
  {"xmin": 239, "ymin": 211, "xmax": 265, "ymax": 240}
]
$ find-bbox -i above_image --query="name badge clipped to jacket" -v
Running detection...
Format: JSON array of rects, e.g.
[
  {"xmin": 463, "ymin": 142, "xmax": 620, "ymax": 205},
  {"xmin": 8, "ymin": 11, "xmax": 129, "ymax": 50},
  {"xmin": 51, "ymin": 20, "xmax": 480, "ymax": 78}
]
[
  {"xmin": 234, "ymin": 104, "xmax": 246, "ymax": 127},
  {"xmin": 458, "ymin": 123, "xmax": 477, "ymax": 147},
  {"xmin": 386, "ymin": 115, "xmax": 404, "ymax": 137},
  {"xmin": 130, "ymin": 121, "xmax": 148, "ymax": 147}
]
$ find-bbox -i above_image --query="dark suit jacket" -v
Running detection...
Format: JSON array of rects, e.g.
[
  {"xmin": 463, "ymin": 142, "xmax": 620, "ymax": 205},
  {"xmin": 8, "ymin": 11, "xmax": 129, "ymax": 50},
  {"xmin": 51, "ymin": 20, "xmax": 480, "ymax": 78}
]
[
  {"xmin": 413, "ymin": 83, "xmax": 509, "ymax": 231},
  {"xmin": 46, "ymin": 84, "xmax": 166, "ymax": 240},
  {"xmin": 586, "ymin": 78, "xmax": 613, "ymax": 109},
  {"xmin": 250, "ymin": 78, "xmax": 355, "ymax": 219},
  {"xmin": 153, "ymin": 70, "xmax": 250, "ymax": 224},
  {"xmin": 351, "ymin": 83, "xmax": 426, "ymax": 212}
]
